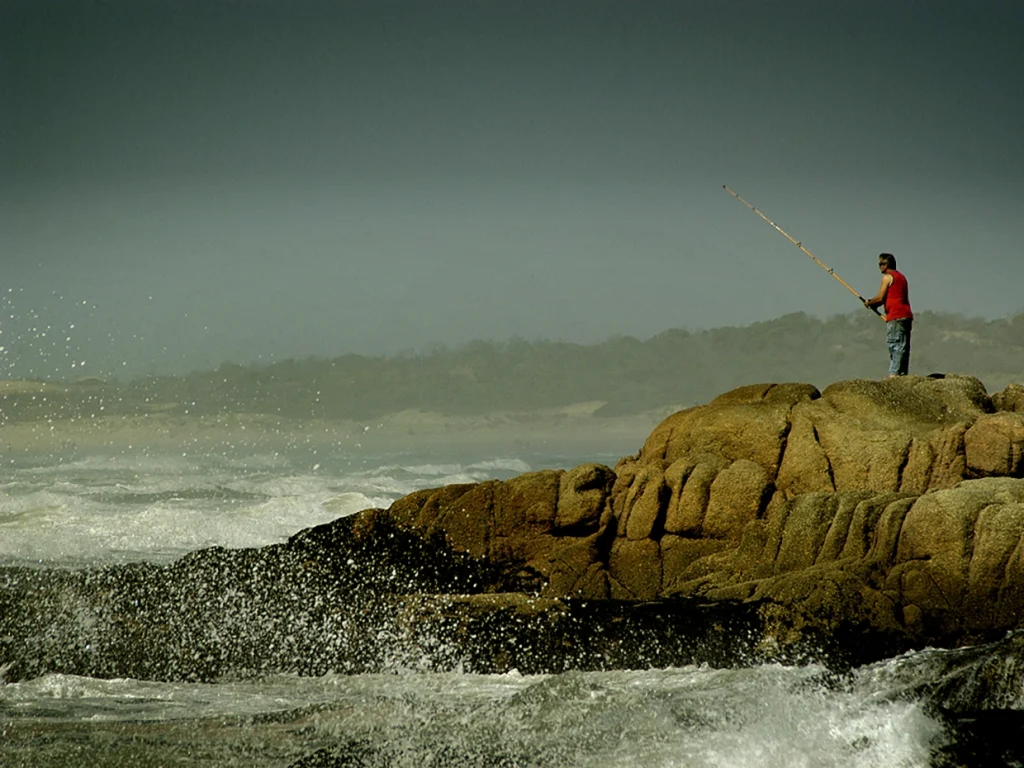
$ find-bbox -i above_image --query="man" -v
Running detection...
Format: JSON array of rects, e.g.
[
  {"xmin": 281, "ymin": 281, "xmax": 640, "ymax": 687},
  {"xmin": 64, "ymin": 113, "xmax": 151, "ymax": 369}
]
[{"xmin": 863, "ymin": 253, "xmax": 913, "ymax": 377}]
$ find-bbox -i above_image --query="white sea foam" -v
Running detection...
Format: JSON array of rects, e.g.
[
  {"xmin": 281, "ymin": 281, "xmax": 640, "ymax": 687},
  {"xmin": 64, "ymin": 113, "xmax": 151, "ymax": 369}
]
[
  {"xmin": 0, "ymin": 448, "xmax": 549, "ymax": 566},
  {"xmin": 470, "ymin": 457, "xmax": 533, "ymax": 474},
  {"xmin": 0, "ymin": 665, "xmax": 947, "ymax": 767}
]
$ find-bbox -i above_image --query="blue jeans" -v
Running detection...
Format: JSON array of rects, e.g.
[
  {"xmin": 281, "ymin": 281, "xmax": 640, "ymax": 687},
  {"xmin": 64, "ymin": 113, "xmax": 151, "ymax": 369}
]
[{"xmin": 886, "ymin": 318, "xmax": 912, "ymax": 376}]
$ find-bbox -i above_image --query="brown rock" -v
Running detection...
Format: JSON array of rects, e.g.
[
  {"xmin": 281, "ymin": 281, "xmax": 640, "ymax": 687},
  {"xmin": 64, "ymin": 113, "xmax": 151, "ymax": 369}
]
[
  {"xmin": 928, "ymin": 422, "xmax": 969, "ymax": 489},
  {"xmin": 966, "ymin": 501, "xmax": 1024, "ymax": 627},
  {"xmin": 775, "ymin": 414, "xmax": 835, "ymax": 497},
  {"xmin": 535, "ymin": 534, "xmax": 604, "ymax": 598},
  {"xmin": 755, "ymin": 568, "xmax": 903, "ymax": 639},
  {"xmin": 837, "ymin": 494, "xmax": 914, "ymax": 563},
  {"xmin": 609, "ymin": 538, "xmax": 662, "ymax": 599},
  {"xmin": 812, "ymin": 412, "xmax": 911, "ymax": 492},
  {"xmin": 644, "ymin": 397, "xmax": 791, "ymax": 474},
  {"xmin": 993, "ymin": 383, "xmax": 1024, "ymax": 413},
  {"xmin": 899, "ymin": 436, "xmax": 936, "ymax": 493},
  {"xmin": 819, "ymin": 376, "xmax": 990, "ymax": 428},
  {"xmin": 703, "ymin": 459, "xmax": 771, "ymax": 540},
  {"xmin": 430, "ymin": 481, "xmax": 496, "ymax": 558},
  {"xmin": 816, "ymin": 491, "xmax": 877, "ymax": 563},
  {"xmin": 664, "ymin": 454, "xmax": 729, "ymax": 535},
  {"xmin": 660, "ymin": 535, "xmax": 732, "ymax": 591},
  {"xmin": 554, "ymin": 463, "xmax": 615, "ymax": 533},
  {"xmin": 369, "ymin": 376, "xmax": 1024, "ymax": 654},
  {"xmin": 491, "ymin": 470, "xmax": 560, "ymax": 561},
  {"xmin": 773, "ymin": 493, "xmax": 841, "ymax": 576},
  {"xmin": 964, "ymin": 411, "xmax": 1024, "ymax": 477},
  {"xmin": 890, "ymin": 486, "xmax": 994, "ymax": 632},
  {"xmin": 621, "ymin": 466, "xmax": 667, "ymax": 541}
]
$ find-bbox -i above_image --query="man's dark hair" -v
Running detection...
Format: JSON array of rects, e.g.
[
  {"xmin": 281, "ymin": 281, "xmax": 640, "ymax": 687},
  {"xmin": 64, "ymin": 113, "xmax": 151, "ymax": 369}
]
[{"xmin": 879, "ymin": 253, "xmax": 897, "ymax": 269}]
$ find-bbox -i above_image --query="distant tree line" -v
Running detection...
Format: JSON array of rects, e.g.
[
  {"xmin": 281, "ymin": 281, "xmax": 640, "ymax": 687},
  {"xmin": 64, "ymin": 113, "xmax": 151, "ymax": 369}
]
[{"xmin": 2, "ymin": 311, "xmax": 1022, "ymax": 423}]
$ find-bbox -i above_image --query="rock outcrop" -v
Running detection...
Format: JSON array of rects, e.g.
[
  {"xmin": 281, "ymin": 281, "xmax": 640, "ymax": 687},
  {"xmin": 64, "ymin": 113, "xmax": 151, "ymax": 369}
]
[
  {"xmin": 354, "ymin": 376, "xmax": 1024, "ymax": 650},
  {"xmin": 3, "ymin": 375, "xmax": 1024, "ymax": 683}
]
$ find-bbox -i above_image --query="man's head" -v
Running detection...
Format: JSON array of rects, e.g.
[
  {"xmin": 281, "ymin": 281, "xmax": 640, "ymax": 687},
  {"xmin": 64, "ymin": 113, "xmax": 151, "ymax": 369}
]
[{"xmin": 878, "ymin": 253, "xmax": 896, "ymax": 272}]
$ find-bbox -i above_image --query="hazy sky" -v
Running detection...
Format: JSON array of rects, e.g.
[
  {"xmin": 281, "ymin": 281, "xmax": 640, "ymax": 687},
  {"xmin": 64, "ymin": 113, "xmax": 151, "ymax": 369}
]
[{"xmin": 3, "ymin": 0, "xmax": 1022, "ymax": 378}]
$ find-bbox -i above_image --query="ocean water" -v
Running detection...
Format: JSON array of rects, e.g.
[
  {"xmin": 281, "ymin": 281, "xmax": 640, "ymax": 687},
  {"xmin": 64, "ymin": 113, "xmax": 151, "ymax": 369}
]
[{"xmin": 1, "ymin": 440, "xmax": 1021, "ymax": 767}]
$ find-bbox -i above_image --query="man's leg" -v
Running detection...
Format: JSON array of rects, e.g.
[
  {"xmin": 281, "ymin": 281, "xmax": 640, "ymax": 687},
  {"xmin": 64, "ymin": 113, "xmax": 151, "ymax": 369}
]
[
  {"xmin": 887, "ymin": 320, "xmax": 910, "ymax": 377},
  {"xmin": 886, "ymin": 322, "xmax": 901, "ymax": 377},
  {"xmin": 899, "ymin": 319, "xmax": 912, "ymax": 376}
]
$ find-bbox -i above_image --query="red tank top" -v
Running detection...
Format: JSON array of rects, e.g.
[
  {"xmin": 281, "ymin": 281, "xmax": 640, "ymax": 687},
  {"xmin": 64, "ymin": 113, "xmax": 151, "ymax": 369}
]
[{"xmin": 885, "ymin": 269, "xmax": 913, "ymax": 321}]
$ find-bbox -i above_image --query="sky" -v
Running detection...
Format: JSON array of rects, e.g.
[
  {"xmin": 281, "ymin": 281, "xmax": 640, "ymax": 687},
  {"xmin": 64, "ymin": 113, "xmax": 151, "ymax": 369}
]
[{"xmin": 2, "ymin": 0, "xmax": 1022, "ymax": 379}]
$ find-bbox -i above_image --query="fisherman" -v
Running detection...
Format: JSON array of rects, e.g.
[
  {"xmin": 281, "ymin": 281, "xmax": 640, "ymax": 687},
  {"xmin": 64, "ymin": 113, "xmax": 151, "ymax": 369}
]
[
  {"xmin": 863, "ymin": 253, "xmax": 913, "ymax": 377},
  {"xmin": 721, "ymin": 187, "xmax": 913, "ymax": 378}
]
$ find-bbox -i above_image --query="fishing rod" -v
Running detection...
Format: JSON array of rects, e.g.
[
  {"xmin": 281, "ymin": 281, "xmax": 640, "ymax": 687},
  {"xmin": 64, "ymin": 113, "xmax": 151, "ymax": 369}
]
[{"xmin": 722, "ymin": 185, "xmax": 882, "ymax": 318}]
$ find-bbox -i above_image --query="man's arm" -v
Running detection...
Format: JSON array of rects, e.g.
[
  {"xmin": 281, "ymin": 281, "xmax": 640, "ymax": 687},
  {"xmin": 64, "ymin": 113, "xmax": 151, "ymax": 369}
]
[{"xmin": 864, "ymin": 274, "xmax": 893, "ymax": 313}]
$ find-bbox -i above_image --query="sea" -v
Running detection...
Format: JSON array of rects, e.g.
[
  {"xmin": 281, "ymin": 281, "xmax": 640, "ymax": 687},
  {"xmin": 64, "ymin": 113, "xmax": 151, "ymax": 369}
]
[{"xmin": 2, "ymin": 436, "xmax": 1023, "ymax": 767}]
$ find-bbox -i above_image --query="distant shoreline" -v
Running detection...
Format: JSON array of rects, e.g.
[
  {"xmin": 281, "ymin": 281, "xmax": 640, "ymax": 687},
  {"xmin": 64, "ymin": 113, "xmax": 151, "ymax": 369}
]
[{"xmin": 1, "ymin": 405, "xmax": 673, "ymax": 461}]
